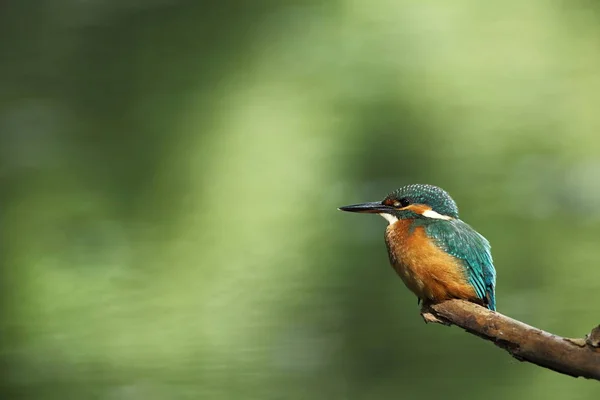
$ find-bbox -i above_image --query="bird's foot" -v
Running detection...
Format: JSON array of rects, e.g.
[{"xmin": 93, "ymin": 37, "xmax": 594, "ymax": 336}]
[
  {"xmin": 421, "ymin": 312, "xmax": 444, "ymax": 324},
  {"xmin": 419, "ymin": 300, "xmax": 450, "ymax": 325}
]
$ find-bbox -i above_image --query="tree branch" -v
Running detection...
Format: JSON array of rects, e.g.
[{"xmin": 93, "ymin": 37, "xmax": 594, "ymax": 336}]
[{"xmin": 420, "ymin": 299, "xmax": 600, "ymax": 380}]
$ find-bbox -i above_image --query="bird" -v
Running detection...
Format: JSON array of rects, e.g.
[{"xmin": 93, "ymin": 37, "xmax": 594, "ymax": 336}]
[{"xmin": 338, "ymin": 184, "xmax": 496, "ymax": 311}]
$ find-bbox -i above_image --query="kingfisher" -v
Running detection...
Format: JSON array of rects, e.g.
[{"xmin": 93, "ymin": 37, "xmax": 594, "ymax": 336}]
[{"xmin": 339, "ymin": 184, "xmax": 496, "ymax": 311}]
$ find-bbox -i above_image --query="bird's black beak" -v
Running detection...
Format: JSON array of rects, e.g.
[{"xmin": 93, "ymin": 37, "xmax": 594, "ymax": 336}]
[{"xmin": 338, "ymin": 201, "xmax": 392, "ymax": 214}]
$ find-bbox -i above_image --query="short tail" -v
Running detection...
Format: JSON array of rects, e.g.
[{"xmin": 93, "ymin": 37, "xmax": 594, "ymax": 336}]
[{"xmin": 485, "ymin": 288, "xmax": 496, "ymax": 311}]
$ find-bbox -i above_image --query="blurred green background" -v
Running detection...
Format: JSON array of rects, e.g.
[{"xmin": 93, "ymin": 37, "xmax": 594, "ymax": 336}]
[{"xmin": 2, "ymin": 1, "xmax": 600, "ymax": 399}]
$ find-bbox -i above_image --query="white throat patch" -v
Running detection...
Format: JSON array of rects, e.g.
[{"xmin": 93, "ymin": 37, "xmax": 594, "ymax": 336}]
[
  {"xmin": 421, "ymin": 209, "xmax": 452, "ymax": 220},
  {"xmin": 379, "ymin": 213, "xmax": 399, "ymax": 225}
]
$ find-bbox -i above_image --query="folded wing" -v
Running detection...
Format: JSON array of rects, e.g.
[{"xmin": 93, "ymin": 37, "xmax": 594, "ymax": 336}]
[{"xmin": 425, "ymin": 220, "xmax": 496, "ymax": 310}]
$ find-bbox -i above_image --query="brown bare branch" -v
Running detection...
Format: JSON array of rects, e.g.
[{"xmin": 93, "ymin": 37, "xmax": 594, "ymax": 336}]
[{"xmin": 420, "ymin": 299, "xmax": 600, "ymax": 380}]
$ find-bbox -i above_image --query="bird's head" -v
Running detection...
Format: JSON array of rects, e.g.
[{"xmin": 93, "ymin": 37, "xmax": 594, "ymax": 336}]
[{"xmin": 338, "ymin": 184, "xmax": 459, "ymax": 224}]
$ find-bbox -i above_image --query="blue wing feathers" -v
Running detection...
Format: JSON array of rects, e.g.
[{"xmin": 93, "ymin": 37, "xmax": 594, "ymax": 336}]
[{"xmin": 425, "ymin": 220, "xmax": 497, "ymax": 311}]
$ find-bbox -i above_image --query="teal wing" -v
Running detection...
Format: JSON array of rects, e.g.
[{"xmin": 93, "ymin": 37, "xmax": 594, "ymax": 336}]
[{"xmin": 425, "ymin": 219, "xmax": 496, "ymax": 310}]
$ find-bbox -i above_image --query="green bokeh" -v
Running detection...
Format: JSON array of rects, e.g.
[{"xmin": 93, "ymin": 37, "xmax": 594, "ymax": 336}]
[{"xmin": 2, "ymin": 1, "xmax": 600, "ymax": 399}]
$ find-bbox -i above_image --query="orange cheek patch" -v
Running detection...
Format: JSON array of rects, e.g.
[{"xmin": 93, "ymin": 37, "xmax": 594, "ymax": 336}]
[{"xmin": 402, "ymin": 204, "xmax": 431, "ymax": 215}]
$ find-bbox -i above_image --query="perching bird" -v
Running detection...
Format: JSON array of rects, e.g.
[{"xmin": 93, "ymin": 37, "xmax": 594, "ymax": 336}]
[{"xmin": 339, "ymin": 184, "xmax": 496, "ymax": 310}]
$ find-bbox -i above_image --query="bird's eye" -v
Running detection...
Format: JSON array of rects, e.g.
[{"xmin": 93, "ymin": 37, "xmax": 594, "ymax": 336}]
[{"xmin": 394, "ymin": 198, "xmax": 410, "ymax": 208}]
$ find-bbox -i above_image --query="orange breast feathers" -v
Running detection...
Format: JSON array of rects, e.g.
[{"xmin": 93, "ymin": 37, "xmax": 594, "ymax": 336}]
[{"xmin": 385, "ymin": 220, "xmax": 478, "ymax": 304}]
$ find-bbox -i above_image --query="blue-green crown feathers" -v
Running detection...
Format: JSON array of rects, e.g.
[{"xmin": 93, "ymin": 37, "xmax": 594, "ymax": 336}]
[{"xmin": 385, "ymin": 184, "xmax": 459, "ymax": 218}]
